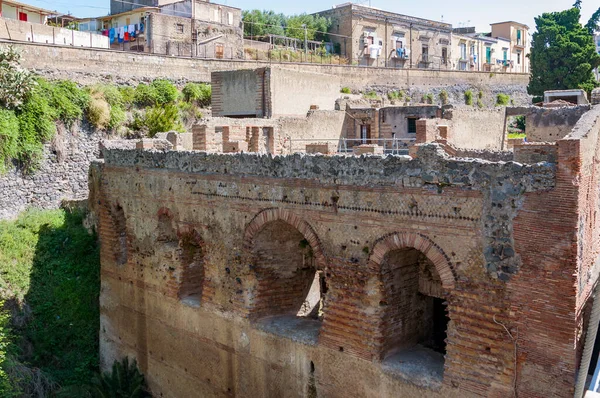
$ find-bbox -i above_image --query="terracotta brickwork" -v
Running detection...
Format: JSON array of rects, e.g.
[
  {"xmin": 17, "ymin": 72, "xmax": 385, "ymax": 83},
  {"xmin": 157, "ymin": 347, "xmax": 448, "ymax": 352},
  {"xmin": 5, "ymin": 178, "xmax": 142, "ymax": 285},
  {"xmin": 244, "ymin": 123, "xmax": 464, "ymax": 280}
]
[{"xmin": 92, "ymin": 104, "xmax": 600, "ymax": 397}]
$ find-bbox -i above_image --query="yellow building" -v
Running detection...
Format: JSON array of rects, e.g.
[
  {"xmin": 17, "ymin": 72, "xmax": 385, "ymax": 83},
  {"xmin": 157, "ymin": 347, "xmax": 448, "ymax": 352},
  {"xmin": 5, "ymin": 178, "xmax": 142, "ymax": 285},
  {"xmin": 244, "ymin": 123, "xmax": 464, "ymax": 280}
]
[{"xmin": 490, "ymin": 21, "xmax": 530, "ymax": 73}]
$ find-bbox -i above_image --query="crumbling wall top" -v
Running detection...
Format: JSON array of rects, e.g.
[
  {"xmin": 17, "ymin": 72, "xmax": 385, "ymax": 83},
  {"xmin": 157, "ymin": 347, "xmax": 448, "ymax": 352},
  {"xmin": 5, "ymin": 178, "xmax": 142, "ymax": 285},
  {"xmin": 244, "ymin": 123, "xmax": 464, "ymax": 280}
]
[{"xmin": 101, "ymin": 144, "xmax": 555, "ymax": 193}]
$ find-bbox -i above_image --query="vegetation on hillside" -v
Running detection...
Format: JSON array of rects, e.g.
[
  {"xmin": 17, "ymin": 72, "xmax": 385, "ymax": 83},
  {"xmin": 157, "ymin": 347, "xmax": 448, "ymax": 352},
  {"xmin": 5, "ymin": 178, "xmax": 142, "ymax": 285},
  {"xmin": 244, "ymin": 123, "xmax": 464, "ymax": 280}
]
[
  {"xmin": 0, "ymin": 209, "xmax": 100, "ymax": 396},
  {"xmin": 0, "ymin": 45, "xmax": 212, "ymax": 176},
  {"xmin": 528, "ymin": 4, "xmax": 600, "ymax": 97}
]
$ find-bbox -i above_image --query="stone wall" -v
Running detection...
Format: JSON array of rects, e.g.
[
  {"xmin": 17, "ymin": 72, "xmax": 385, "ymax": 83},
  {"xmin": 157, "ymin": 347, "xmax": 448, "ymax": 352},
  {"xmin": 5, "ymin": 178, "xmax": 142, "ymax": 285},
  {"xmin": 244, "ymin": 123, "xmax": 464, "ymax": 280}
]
[
  {"xmin": 90, "ymin": 140, "xmax": 600, "ymax": 398},
  {"xmin": 3, "ymin": 40, "xmax": 529, "ymax": 90},
  {"xmin": 212, "ymin": 67, "xmax": 341, "ymax": 118},
  {"xmin": 0, "ymin": 123, "xmax": 103, "ymax": 220},
  {"xmin": 525, "ymin": 105, "xmax": 590, "ymax": 142},
  {"xmin": 445, "ymin": 108, "xmax": 506, "ymax": 150}
]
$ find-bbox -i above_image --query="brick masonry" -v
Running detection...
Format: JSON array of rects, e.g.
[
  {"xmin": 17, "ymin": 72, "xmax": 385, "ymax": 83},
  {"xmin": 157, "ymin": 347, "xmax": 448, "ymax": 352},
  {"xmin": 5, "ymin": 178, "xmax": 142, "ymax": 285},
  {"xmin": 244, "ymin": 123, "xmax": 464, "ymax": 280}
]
[{"xmin": 90, "ymin": 117, "xmax": 600, "ymax": 397}]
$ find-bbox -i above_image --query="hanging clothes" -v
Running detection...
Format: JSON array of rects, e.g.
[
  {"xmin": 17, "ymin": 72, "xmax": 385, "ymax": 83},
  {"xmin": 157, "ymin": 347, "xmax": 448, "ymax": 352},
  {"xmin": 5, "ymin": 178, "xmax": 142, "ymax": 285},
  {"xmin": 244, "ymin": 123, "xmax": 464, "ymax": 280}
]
[
  {"xmin": 109, "ymin": 28, "xmax": 116, "ymax": 44},
  {"xmin": 118, "ymin": 27, "xmax": 125, "ymax": 43},
  {"xmin": 128, "ymin": 24, "xmax": 135, "ymax": 38},
  {"xmin": 124, "ymin": 32, "xmax": 129, "ymax": 42},
  {"xmin": 139, "ymin": 22, "xmax": 144, "ymax": 33},
  {"xmin": 102, "ymin": 29, "xmax": 109, "ymax": 37}
]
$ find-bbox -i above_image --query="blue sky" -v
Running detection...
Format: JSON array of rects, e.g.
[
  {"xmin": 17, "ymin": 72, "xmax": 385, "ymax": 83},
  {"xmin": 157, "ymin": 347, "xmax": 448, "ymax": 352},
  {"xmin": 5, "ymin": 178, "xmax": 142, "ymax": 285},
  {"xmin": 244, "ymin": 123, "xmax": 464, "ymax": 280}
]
[{"xmin": 28, "ymin": 0, "xmax": 597, "ymax": 33}]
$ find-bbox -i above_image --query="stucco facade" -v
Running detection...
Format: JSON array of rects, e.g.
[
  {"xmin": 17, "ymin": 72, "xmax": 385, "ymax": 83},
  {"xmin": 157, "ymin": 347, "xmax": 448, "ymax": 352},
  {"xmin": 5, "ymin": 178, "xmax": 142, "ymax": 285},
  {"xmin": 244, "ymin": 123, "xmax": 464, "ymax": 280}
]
[
  {"xmin": 490, "ymin": 21, "xmax": 530, "ymax": 73},
  {"xmin": 316, "ymin": 3, "xmax": 452, "ymax": 69}
]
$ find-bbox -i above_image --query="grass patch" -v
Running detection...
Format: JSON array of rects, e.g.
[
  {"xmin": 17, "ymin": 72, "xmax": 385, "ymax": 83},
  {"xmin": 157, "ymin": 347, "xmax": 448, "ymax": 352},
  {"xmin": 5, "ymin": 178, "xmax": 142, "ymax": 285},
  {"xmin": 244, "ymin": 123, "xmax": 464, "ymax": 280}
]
[
  {"xmin": 508, "ymin": 132, "xmax": 526, "ymax": 139},
  {"xmin": 0, "ymin": 208, "xmax": 100, "ymax": 394}
]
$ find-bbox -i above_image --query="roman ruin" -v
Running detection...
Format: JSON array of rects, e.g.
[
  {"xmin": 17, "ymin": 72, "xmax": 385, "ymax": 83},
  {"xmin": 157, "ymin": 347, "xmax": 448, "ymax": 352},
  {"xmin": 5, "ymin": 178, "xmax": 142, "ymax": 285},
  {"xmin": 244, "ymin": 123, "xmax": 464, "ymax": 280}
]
[{"xmin": 91, "ymin": 83, "xmax": 600, "ymax": 396}]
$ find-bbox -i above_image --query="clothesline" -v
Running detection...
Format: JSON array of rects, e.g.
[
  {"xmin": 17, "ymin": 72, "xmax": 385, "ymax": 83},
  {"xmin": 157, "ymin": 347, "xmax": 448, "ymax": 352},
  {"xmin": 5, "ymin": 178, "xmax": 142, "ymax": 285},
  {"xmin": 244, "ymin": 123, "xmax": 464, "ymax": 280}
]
[{"xmin": 105, "ymin": 23, "xmax": 145, "ymax": 44}]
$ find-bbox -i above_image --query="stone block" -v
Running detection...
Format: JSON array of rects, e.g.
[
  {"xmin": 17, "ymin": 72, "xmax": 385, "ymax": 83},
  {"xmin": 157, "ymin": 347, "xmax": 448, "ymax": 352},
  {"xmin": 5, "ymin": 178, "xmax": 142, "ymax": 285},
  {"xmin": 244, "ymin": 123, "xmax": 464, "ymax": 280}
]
[
  {"xmin": 353, "ymin": 144, "xmax": 384, "ymax": 156},
  {"xmin": 223, "ymin": 141, "xmax": 249, "ymax": 153},
  {"xmin": 306, "ymin": 143, "xmax": 335, "ymax": 155}
]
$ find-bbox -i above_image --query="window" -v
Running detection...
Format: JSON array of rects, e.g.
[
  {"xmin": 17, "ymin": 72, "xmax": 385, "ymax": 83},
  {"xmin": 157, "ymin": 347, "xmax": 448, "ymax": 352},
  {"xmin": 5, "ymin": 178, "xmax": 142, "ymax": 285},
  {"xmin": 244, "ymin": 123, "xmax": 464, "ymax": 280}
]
[
  {"xmin": 364, "ymin": 33, "xmax": 374, "ymax": 56},
  {"xmin": 441, "ymin": 48, "xmax": 447, "ymax": 65},
  {"xmin": 18, "ymin": 12, "xmax": 27, "ymax": 22},
  {"xmin": 485, "ymin": 46, "xmax": 491, "ymax": 63},
  {"xmin": 213, "ymin": 9, "xmax": 220, "ymax": 22},
  {"xmin": 126, "ymin": 17, "xmax": 130, "ymax": 26},
  {"xmin": 176, "ymin": 23, "xmax": 184, "ymax": 33},
  {"xmin": 422, "ymin": 45, "xmax": 429, "ymax": 62},
  {"xmin": 503, "ymin": 49, "xmax": 508, "ymax": 61},
  {"xmin": 517, "ymin": 29, "xmax": 522, "ymax": 46},
  {"xmin": 517, "ymin": 51, "xmax": 521, "ymax": 64},
  {"xmin": 227, "ymin": 12, "xmax": 233, "ymax": 25},
  {"xmin": 407, "ymin": 117, "xmax": 417, "ymax": 134},
  {"xmin": 360, "ymin": 125, "xmax": 371, "ymax": 144},
  {"xmin": 215, "ymin": 43, "xmax": 224, "ymax": 59},
  {"xmin": 459, "ymin": 43, "xmax": 467, "ymax": 59}
]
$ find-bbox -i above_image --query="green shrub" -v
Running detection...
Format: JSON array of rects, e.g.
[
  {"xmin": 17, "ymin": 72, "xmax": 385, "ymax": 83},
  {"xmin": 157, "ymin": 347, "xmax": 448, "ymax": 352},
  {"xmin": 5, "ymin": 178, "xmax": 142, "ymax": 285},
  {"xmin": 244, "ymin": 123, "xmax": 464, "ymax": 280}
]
[
  {"xmin": 0, "ymin": 209, "xmax": 100, "ymax": 391},
  {"xmin": 128, "ymin": 110, "xmax": 147, "ymax": 133},
  {"xmin": 0, "ymin": 45, "xmax": 37, "ymax": 109},
  {"xmin": 387, "ymin": 90, "xmax": 403, "ymax": 101},
  {"xmin": 151, "ymin": 79, "xmax": 178, "ymax": 105},
  {"xmin": 363, "ymin": 91, "xmax": 379, "ymax": 99},
  {"xmin": 439, "ymin": 90, "xmax": 448, "ymax": 105},
  {"xmin": 133, "ymin": 83, "xmax": 157, "ymax": 107},
  {"xmin": 340, "ymin": 87, "xmax": 351, "ymax": 94},
  {"xmin": 118, "ymin": 86, "xmax": 135, "ymax": 107},
  {"xmin": 478, "ymin": 90, "xmax": 484, "ymax": 99},
  {"xmin": 86, "ymin": 95, "xmax": 111, "ymax": 130},
  {"xmin": 477, "ymin": 99, "xmax": 484, "ymax": 108},
  {"xmin": 0, "ymin": 109, "xmax": 19, "ymax": 174},
  {"xmin": 182, "ymin": 83, "xmax": 211, "ymax": 107},
  {"xmin": 145, "ymin": 104, "xmax": 184, "ymax": 137},
  {"xmin": 16, "ymin": 86, "xmax": 57, "ymax": 173},
  {"xmin": 496, "ymin": 93, "xmax": 510, "ymax": 106},
  {"xmin": 179, "ymin": 101, "xmax": 203, "ymax": 125},
  {"xmin": 514, "ymin": 115, "xmax": 526, "ymax": 131},
  {"xmin": 464, "ymin": 90, "xmax": 473, "ymax": 105},
  {"xmin": 92, "ymin": 358, "xmax": 149, "ymax": 397},
  {"xmin": 425, "ymin": 93, "xmax": 434, "ymax": 104},
  {"xmin": 108, "ymin": 104, "xmax": 126, "ymax": 131},
  {"xmin": 40, "ymin": 79, "xmax": 89, "ymax": 128},
  {"xmin": 96, "ymin": 85, "xmax": 123, "ymax": 107}
]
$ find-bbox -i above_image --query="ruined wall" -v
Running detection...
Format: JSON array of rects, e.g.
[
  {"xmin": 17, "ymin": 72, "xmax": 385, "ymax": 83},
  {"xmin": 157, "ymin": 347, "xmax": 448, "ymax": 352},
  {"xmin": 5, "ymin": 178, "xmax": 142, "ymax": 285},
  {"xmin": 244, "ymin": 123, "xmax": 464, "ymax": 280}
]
[
  {"xmin": 211, "ymin": 69, "xmax": 264, "ymax": 117},
  {"xmin": 91, "ymin": 142, "xmax": 600, "ymax": 398},
  {"xmin": 379, "ymin": 105, "xmax": 440, "ymax": 139},
  {"xmin": 525, "ymin": 105, "xmax": 590, "ymax": 142},
  {"xmin": 270, "ymin": 68, "xmax": 341, "ymax": 117},
  {"xmin": 0, "ymin": 124, "xmax": 102, "ymax": 220},
  {"xmin": 4, "ymin": 40, "xmax": 529, "ymax": 90},
  {"xmin": 445, "ymin": 108, "xmax": 506, "ymax": 150},
  {"xmin": 277, "ymin": 111, "xmax": 346, "ymax": 153}
]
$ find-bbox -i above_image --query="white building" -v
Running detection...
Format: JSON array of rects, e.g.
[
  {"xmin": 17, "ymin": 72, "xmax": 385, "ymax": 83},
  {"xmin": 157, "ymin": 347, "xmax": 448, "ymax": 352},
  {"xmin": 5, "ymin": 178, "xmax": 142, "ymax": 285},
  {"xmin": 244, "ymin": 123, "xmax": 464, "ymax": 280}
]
[{"xmin": 0, "ymin": 0, "xmax": 54, "ymax": 24}]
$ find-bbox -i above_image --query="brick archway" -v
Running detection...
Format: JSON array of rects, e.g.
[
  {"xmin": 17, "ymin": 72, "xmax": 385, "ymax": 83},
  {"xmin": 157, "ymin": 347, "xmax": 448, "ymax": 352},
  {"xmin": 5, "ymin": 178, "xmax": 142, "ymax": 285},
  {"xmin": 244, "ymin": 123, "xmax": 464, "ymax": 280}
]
[
  {"xmin": 243, "ymin": 208, "xmax": 327, "ymax": 269},
  {"xmin": 369, "ymin": 231, "xmax": 456, "ymax": 289}
]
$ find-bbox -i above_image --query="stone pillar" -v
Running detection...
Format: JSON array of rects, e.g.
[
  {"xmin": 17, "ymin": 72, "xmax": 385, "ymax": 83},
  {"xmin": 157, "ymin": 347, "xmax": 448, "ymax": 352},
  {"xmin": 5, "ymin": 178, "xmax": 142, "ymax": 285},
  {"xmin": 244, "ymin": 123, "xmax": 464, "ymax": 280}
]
[
  {"xmin": 192, "ymin": 125, "xmax": 208, "ymax": 151},
  {"xmin": 438, "ymin": 125, "xmax": 449, "ymax": 140},
  {"xmin": 249, "ymin": 126, "xmax": 261, "ymax": 152}
]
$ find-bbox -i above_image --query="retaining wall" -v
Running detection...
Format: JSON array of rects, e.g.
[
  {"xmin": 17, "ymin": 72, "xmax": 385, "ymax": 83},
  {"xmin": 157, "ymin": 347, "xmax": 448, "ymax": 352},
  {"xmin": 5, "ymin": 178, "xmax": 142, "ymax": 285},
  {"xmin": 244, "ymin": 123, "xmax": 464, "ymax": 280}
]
[{"xmin": 2, "ymin": 40, "xmax": 529, "ymax": 89}]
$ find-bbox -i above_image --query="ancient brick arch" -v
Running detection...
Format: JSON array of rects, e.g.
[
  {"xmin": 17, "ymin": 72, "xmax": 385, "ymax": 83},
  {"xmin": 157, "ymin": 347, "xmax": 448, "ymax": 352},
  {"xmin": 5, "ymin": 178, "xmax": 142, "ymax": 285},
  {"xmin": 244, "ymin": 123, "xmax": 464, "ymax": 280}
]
[
  {"xmin": 369, "ymin": 231, "xmax": 456, "ymax": 290},
  {"xmin": 243, "ymin": 208, "xmax": 327, "ymax": 269}
]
